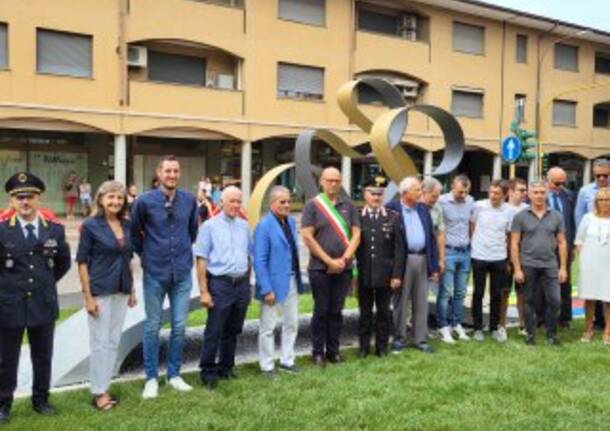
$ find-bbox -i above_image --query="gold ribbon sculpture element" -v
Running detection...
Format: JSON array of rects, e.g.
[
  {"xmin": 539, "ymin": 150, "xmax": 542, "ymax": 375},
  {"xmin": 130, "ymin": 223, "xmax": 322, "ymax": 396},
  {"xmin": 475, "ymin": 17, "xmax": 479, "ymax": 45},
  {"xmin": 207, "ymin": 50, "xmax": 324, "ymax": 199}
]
[{"xmin": 247, "ymin": 78, "xmax": 465, "ymax": 227}]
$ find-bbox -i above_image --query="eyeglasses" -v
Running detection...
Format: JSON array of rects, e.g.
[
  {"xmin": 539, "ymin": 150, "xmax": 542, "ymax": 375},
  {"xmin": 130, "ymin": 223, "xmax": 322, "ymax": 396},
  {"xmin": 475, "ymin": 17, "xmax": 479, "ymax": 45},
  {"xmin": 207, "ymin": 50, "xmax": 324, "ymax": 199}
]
[
  {"xmin": 597, "ymin": 198, "xmax": 610, "ymax": 202},
  {"xmin": 15, "ymin": 194, "xmax": 35, "ymax": 201},
  {"xmin": 595, "ymin": 174, "xmax": 609, "ymax": 179},
  {"xmin": 278, "ymin": 199, "xmax": 291, "ymax": 205},
  {"xmin": 553, "ymin": 182, "xmax": 566, "ymax": 187}
]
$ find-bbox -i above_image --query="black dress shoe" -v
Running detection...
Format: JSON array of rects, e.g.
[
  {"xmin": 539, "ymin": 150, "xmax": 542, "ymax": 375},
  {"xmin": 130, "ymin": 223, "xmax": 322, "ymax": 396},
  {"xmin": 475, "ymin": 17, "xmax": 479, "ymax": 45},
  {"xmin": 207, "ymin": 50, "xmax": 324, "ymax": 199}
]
[
  {"xmin": 375, "ymin": 349, "xmax": 388, "ymax": 358},
  {"xmin": 357, "ymin": 350, "xmax": 369, "ymax": 359},
  {"xmin": 218, "ymin": 370, "xmax": 238, "ymax": 380},
  {"xmin": 547, "ymin": 337, "xmax": 562, "ymax": 346},
  {"xmin": 413, "ymin": 343, "xmax": 434, "ymax": 354},
  {"xmin": 326, "ymin": 354, "xmax": 344, "ymax": 364},
  {"xmin": 0, "ymin": 406, "xmax": 10, "ymax": 425},
  {"xmin": 525, "ymin": 336, "xmax": 536, "ymax": 346},
  {"xmin": 312, "ymin": 355, "xmax": 326, "ymax": 367},
  {"xmin": 201, "ymin": 377, "xmax": 218, "ymax": 391},
  {"xmin": 33, "ymin": 402, "xmax": 56, "ymax": 416}
]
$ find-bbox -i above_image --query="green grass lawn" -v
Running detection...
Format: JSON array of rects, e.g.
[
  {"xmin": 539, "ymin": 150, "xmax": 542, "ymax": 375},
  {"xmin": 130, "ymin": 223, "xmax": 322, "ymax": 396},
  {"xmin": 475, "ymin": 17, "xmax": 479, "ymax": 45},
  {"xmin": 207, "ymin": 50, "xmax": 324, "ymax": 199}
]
[{"xmin": 7, "ymin": 321, "xmax": 610, "ymax": 431}]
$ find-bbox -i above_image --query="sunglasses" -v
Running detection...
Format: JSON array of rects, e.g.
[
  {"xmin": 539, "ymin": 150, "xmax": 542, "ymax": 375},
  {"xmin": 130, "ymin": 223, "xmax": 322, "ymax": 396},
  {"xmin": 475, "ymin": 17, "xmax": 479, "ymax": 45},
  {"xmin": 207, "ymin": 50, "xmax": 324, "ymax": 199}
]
[
  {"xmin": 15, "ymin": 194, "xmax": 35, "ymax": 201},
  {"xmin": 595, "ymin": 174, "xmax": 609, "ymax": 179},
  {"xmin": 553, "ymin": 182, "xmax": 566, "ymax": 187},
  {"xmin": 597, "ymin": 198, "xmax": 610, "ymax": 202}
]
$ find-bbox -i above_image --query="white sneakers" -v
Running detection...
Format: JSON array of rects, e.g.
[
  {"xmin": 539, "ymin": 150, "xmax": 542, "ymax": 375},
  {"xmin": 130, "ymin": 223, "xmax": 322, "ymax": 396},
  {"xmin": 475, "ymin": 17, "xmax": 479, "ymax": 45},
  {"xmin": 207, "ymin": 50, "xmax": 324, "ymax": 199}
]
[
  {"xmin": 438, "ymin": 326, "xmax": 455, "ymax": 344},
  {"xmin": 142, "ymin": 378, "xmax": 159, "ymax": 399},
  {"xmin": 142, "ymin": 376, "xmax": 193, "ymax": 399},
  {"xmin": 168, "ymin": 376, "xmax": 193, "ymax": 392},
  {"xmin": 452, "ymin": 324, "xmax": 470, "ymax": 341},
  {"xmin": 473, "ymin": 330, "xmax": 485, "ymax": 342},
  {"xmin": 495, "ymin": 326, "xmax": 508, "ymax": 343}
]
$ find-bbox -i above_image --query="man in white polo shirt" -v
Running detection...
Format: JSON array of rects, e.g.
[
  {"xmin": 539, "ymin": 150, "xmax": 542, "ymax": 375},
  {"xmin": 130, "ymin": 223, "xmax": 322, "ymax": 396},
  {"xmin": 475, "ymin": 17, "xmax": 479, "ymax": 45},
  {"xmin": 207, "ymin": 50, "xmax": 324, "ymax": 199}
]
[{"xmin": 470, "ymin": 179, "xmax": 513, "ymax": 343}]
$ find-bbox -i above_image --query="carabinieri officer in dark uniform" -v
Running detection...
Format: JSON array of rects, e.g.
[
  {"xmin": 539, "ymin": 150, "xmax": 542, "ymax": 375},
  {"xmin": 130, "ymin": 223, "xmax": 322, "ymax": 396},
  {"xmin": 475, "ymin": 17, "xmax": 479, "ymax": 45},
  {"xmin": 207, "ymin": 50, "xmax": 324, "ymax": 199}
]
[
  {"xmin": 0, "ymin": 173, "xmax": 71, "ymax": 424},
  {"xmin": 356, "ymin": 177, "xmax": 405, "ymax": 357}
]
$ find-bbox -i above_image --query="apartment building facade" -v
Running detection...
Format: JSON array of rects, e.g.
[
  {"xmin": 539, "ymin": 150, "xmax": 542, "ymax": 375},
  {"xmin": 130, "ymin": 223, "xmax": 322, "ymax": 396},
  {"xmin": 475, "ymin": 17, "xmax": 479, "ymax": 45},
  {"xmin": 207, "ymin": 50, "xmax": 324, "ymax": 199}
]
[{"xmin": 1, "ymin": 0, "xmax": 610, "ymax": 210}]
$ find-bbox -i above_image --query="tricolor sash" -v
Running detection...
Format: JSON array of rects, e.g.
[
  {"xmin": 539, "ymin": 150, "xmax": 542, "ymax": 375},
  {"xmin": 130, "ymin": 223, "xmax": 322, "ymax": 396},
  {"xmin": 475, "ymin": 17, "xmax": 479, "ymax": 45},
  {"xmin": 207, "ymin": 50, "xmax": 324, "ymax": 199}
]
[{"xmin": 312, "ymin": 193, "xmax": 357, "ymax": 277}]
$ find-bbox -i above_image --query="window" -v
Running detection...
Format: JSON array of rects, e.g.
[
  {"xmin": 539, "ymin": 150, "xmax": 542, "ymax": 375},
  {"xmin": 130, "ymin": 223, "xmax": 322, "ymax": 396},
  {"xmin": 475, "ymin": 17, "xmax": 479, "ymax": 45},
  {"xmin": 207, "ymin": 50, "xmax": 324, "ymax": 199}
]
[
  {"xmin": 148, "ymin": 51, "xmax": 206, "ymax": 86},
  {"xmin": 451, "ymin": 89, "xmax": 483, "ymax": 118},
  {"xmin": 190, "ymin": 0, "xmax": 243, "ymax": 6},
  {"xmin": 516, "ymin": 34, "xmax": 527, "ymax": 63},
  {"xmin": 36, "ymin": 29, "xmax": 92, "ymax": 78},
  {"xmin": 358, "ymin": 8, "xmax": 419, "ymax": 41},
  {"xmin": 0, "ymin": 23, "xmax": 7, "ymax": 69},
  {"xmin": 453, "ymin": 22, "xmax": 484, "ymax": 55},
  {"xmin": 514, "ymin": 94, "xmax": 526, "ymax": 123},
  {"xmin": 593, "ymin": 105, "xmax": 610, "ymax": 128},
  {"xmin": 277, "ymin": 63, "xmax": 324, "ymax": 100},
  {"xmin": 554, "ymin": 43, "xmax": 578, "ymax": 71},
  {"xmin": 279, "ymin": 0, "xmax": 325, "ymax": 27},
  {"xmin": 552, "ymin": 100, "xmax": 577, "ymax": 127},
  {"xmin": 356, "ymin": 72, "xmax": 422, "ymax": 105},
  {"xmin": 595, "ymin": 53, "xmax": 610, "ymax": 75}
]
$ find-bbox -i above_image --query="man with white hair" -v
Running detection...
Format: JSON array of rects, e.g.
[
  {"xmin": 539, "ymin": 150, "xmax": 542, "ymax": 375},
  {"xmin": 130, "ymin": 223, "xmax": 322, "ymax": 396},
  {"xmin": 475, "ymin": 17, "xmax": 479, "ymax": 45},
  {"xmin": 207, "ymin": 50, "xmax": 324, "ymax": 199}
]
[
  {"xmin": 254, "ymin": 186, "xmax": 304, "ymax": 377},
  {"xmin": 302, "ymin": 167, "xmax": 360, "ymax": 366},
  {"xmin": 421, "ymin": 177, "xmax": 446, "ymax": 282},
  {"xmin": 195, "ymin": 186, "xmax": 252, "ymax": 390},
  {"xmin": 386, "ymin": 177, "xmax": 439, "ymax": 354}
]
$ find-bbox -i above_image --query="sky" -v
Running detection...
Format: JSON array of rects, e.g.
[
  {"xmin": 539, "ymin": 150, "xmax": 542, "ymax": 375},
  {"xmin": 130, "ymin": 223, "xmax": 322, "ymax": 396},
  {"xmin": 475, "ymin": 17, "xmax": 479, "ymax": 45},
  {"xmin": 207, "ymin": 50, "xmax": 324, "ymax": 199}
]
[{"xmin": 479, "ymin": 0, "xmax": 610, "ymax": 32}]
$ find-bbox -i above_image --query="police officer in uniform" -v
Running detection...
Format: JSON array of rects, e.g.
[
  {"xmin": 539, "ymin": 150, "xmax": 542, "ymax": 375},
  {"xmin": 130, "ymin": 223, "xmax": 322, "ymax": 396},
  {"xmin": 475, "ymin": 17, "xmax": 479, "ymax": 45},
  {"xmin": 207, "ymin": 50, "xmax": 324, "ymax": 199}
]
[
  {"xmin": 0, "ymin": 173, "xmax": 71, "ymax": 424},
  {"xmin": 356, "ymin": 177, "xmax": 405, "ymax": 357}
]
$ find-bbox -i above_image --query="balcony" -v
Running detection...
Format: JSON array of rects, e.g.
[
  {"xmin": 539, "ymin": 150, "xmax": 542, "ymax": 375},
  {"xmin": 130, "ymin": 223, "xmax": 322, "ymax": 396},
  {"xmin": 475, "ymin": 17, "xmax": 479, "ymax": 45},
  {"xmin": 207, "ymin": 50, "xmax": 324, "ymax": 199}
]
[
  {"xmin": 129, "ymin": 80, "xmax": 243, "ymax": 118},
  {"xmin": 128, "ymin": 0, "xmax": 245, "ymax": 57},
  {"xmin": 354, "ymin": 31, "xmax": 431, "ymax": 78}
]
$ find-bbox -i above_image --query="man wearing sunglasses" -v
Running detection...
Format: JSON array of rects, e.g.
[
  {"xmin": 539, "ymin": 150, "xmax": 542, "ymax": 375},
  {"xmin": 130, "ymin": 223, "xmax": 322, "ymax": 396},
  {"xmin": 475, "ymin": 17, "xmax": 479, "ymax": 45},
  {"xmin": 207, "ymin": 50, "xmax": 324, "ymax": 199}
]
[
  {"xmin": 546, "ymin": 167, "xmax": 576, "ymax": 329},
  {"xmin": 0, "ymin": 172, "xmax": 71, "ymax": 424},
  {"xmin": 575, "ymin": 158, "xmax": 610, "ymax": 229}
]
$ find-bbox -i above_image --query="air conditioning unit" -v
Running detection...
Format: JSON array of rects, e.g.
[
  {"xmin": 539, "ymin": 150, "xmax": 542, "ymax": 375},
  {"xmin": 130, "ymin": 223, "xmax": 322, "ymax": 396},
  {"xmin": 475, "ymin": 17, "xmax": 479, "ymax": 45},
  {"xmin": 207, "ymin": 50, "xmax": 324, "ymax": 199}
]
[
  {"xmin": 399, "ymin": 14, "xmax": 417, "ymax": 41},
  {"xmin": 215, "ymin": 74, "xmax": 235, "ymax": 90},
  {"xmin": 127, "ymin": 45, "xmax": 147, "ymax": 68}
]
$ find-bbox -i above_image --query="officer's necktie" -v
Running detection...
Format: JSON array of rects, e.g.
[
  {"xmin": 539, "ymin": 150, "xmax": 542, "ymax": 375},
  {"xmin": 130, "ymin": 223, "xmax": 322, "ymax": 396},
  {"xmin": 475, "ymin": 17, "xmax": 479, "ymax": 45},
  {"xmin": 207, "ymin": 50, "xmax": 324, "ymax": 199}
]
[{"xmin": 25, "ymin": 224, "xmax": 37, "ymax": 247}]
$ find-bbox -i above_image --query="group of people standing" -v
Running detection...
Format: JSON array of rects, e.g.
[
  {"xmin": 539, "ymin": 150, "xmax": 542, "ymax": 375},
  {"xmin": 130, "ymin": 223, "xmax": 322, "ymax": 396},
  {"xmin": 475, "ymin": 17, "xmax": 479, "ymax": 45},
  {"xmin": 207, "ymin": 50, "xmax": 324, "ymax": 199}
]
[{"xmin": 2, "ymin": 154, "xmax": 610, "ymax": 424}]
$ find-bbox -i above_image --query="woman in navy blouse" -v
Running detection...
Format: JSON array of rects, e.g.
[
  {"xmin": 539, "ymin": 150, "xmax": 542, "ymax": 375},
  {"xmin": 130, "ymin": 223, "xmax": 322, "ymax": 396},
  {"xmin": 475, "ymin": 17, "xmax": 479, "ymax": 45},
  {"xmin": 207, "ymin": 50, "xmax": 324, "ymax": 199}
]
[{"xmin": 76, "ymin": 181, "xmax": 137, "ymax": 411}]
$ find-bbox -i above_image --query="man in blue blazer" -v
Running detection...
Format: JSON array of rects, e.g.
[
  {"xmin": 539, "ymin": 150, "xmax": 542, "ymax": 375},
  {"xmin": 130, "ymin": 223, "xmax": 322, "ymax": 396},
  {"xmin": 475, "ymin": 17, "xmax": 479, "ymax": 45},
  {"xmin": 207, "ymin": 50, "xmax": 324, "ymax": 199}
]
[
  {"xmin": 254, "ymin": 186, "xmax": 304, "ymax": 377},
  {"xmin": 386, "ymin": 177, "xmax": 439, "ymax": 354}
]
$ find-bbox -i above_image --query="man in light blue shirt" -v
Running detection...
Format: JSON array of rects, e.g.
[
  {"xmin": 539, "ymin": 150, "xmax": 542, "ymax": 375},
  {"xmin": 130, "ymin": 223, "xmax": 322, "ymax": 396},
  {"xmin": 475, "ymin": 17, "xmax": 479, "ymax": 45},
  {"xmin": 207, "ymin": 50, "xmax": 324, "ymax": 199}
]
[
  {"xmin": 437, "ymin": 175, "xmax": 475, "ymax": 343},
  {"xmin": 195, "ymin": 186, "xmax": 252, "ymax": 390},
  {"xmin": 574, "ymin": 158, "xmax": 610, "ymax": 229}
]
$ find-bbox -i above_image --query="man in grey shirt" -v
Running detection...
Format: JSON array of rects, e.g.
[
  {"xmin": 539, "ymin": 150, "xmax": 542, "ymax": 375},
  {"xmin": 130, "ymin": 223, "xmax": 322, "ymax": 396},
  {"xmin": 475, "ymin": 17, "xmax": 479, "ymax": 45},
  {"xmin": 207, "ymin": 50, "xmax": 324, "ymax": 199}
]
[{"xmin": 511, "ymin": 180, "xmax": 568, "ymax": 346}]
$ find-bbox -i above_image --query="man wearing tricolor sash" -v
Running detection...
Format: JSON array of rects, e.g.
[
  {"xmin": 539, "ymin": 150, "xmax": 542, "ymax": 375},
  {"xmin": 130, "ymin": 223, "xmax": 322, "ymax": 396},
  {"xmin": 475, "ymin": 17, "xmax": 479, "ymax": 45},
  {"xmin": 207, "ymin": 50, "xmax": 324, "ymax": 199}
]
[{"xmin": 302, "ymin": 167, "xmax": 360, "ymax": 366}]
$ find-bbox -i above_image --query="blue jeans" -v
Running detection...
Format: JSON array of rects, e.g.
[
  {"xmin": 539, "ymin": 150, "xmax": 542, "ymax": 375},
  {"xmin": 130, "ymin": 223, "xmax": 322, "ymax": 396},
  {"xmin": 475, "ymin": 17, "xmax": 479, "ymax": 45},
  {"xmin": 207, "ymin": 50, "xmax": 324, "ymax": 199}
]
[
  {"xmin": 436, "ymin": 248, "xmax": 471, "ymax": 328},
  {"xmin": 142, "ymin": 272, "xmax": 192, "ymax": 380}
]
